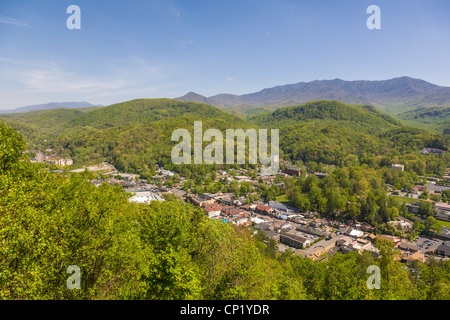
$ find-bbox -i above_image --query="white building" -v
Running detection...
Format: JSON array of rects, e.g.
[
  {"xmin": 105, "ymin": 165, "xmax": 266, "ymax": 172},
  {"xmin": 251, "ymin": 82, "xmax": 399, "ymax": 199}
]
[
  {"xmin": 391, "ymin": 164, "xmax": 404, "ymax": 171},
  {"xmin": 128, "ymin": 192, "xmax": 164, "ymax": 204}
]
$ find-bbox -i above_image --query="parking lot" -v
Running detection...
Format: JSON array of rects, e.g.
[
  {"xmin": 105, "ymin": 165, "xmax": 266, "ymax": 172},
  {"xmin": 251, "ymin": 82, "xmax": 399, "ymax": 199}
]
[{"xmin": 412, "ymin": 237, "xmax": 442, "ymax": 253}]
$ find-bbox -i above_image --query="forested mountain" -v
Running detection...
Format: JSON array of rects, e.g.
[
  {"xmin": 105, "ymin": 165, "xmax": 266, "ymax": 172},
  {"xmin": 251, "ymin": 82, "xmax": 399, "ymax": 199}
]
[
  {"xmin": 0, "ymin": 99, "xmax": 448, "ymax": 175},
  {"xmin": 66, "ymin": 98, "xmax": 245, "ymax": 129},
  {"xmin": 248, "ymin": 100, "xmax": 448, "ymax": 169},
  {"xmin": 250, "ymin": 100, "xmax": 403, "ymax": 129},
  {"xmin": 176, "ymin": 76, "xmax": 450, "ymax": 115},
  {"xmin": 397, "ymin": 106, "xmax": 450, "ymax": 134},
  {"xmin": 0, "ymin": 99, "xmax": 251, "ymax": 172},
  {"xmin": 0, "ymin": 107, "xmax": 101, "ymax": 141}
]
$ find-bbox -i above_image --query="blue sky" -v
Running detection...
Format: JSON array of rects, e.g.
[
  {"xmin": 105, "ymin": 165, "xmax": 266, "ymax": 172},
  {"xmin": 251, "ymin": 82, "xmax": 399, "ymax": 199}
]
[{"xmin": 1, "ymin": 0, "xmax": 450, "ymax": 109}]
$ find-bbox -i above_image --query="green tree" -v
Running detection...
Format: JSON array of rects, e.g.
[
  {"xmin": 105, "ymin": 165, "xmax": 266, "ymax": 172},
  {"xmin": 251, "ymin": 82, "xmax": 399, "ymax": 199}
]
[{"xmin": 0, "ymin": 122, "xmax": 26, "ymax": 172}]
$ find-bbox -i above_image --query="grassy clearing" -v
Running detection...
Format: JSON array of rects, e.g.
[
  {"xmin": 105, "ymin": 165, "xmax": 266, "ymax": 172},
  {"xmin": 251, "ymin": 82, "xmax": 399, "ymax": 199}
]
[
  {"xmin": 436, "ymin": 219, "xmax": 450, "ymax": 229},
  {"xmin": 276, "ymin": 194, "xmax": 290, "ymax": 204}
]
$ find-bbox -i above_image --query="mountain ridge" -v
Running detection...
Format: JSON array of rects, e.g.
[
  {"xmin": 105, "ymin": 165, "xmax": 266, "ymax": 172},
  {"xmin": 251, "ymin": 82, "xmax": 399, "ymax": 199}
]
[{"xmin": 176, "ymin": 76, "xmax": 450, "ymax": 115}]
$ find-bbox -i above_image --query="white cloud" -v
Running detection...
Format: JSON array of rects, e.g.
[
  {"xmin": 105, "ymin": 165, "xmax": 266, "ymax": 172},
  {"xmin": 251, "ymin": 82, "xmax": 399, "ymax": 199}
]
[
  {"xmin": 1, "ymin": 63, "xmax": 128, "ymax": 94},
  {"xmin": 0, "ymin": 56, "xmax": 185, "ymax": 108},
  {"xmin": 0, "ymin": 14, "xmax": 33, "ymax": 28},
  {"xmin": 0, "ymin": 57, "xmax": 131, "ymax": 108}
]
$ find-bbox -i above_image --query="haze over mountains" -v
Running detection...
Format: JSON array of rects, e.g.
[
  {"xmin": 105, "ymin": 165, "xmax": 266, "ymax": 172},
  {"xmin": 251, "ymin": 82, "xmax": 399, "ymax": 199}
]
[
  {"xmin": 0, "ymin": 101, "xmax": 97, "ymax": 114},
  {"xmin": 176, "ymin": 76, "xmax": 450, "ymax": 115},
  {"xmin": 3, "ymin": 76, "xmax": 450, "ymax": 117}
]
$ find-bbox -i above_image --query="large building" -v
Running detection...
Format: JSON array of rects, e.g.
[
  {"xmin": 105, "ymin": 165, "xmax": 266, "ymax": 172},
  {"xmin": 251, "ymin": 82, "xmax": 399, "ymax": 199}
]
[
  {"xmin": 435, "ymin": 202, "xmax": 450, "ymax": 222},
  {"xmin": 295, "ymin": 225, "xmax": 327, "ymax": 238},
  {"xmin": 268, "ymin": 201, "xmax": 291, "ymax": 213},
  {"xmin": 44, "ymin": 157, "xmax": 73, "ymax": 166},
  {"xmin": 128, "ymin": 192, "xmax": 164, "ymax": 204},
  {"xmin": 280, "ymin": 228, "xmax": 311, "ymax": 249},
  {"xmin": 283, "ymin": 164, "xmax": 302, "ymax": 176},
  {"xmin": 435, "ymin": 242, "xmax": 450, "ymax": 257},
  {"xmin": 188, "ymin": 194, "xmax": 216, "ymax": 207},
  {"xmin": 255, "ymin": 204, "xmax": 274, "ymax": 215}
]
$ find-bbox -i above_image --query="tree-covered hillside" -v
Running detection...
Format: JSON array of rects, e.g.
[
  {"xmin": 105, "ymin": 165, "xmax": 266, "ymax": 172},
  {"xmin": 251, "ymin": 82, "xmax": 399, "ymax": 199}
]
[
  {"xmin": 249, "ymin": 100, "xmax": 449, "ymax": 173},
  {"xmin": 0, "ymin": 99, "xmax": 251, "ymax": 172},
  {"xmin": 0, "ymin": 99, "xmax": 448, "ymax": 176},
  {"xmin": 0, "ymin": 107, "xmax": 99, "ymax": 143},
  {"xmin": 397, "ymin": 106, "xmax": 450, "ymax": 134}
]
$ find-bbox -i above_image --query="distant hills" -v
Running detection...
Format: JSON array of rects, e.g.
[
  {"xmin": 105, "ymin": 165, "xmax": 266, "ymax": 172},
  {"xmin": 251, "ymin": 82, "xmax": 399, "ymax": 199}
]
[
  {"xmin": 1, "ymin": 98, "xmax": 446, "ymax": 173},
  {"xmin": 176, "ymin": 76, "xmax": 450, "ymax": 115},
  {"xmin": 0, "ymin": 99, "xmax": 251, "ymax": 171},
  {"xmin": 0, "ymin": 101, "xmax": 97, "ymax": 114}
]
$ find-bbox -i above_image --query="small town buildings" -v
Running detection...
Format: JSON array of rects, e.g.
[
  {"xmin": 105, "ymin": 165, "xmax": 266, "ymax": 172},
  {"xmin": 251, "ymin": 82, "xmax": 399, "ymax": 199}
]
[
  {"xmin": 401, "ymin": 251, "xmax": 426, "ymax": 264},
  {"xmin": 128, "ymin": 192, "xmax": 164, "ymax": 204},
  {"xmin": 44, "ymin": 156, "xmax": 73, "ymax": 167},
  {"xmin": 204, "ymin": 204, "xmax": 222, "ymax": 219},
  {"xmin": 391, "ymin": 163, "xmax": 405, "ymax": 171},
  {"xmin": 420, "ymin": 148, "xmax": 446, "ymax": 155},
  {"xmin": 337, "ymin": 238, "xmax": 371, "ymax": 254},
  {"xmin": 255, "ymin": 204, "xmax": 274, "ymax": 215},
  {"xmin": 295, "ymin": 225, "xmax": 327, "ymax": 238},
  {"xmin": 389, "ymin": 216, "xmax": 413, "ymax": 231},
  {"xmin": 314, "ymin": 172, "xmax": 328, "ymax": 179},
  {"xmin": 268, "ymin": 201, "xmax": 291, "ymax": 213},
  {"xmin": 434, "ymin": 202, "xmax": 450, "ymax": 214},
  {"xmin": 344, "ymin": 227, "xmax": 364, "ymax": 238},
  {"xmin": 407, "ymin": 202, "xmax": 420, "ymax": 215},
  {"xmin": 283, "ymin": 164, "xmax": 302, "ymax": 176},
  {"xmin": 255, "ymin": 222, "xmax": 280, "ymax": 242},
  {"xmin": 234, "ymin": 175, "xmax": 253, "ymax": 182},
  {"xmin": 376, "ymin": 235, "xmax": 402, "ymax": 247},
  {"xmin": 259, "ymin": 175, "xmax": 277, "ymax": 184},
  {"xmin": 216, "ymin": 195, "xmax": 234, "ymax": 205},
  {"xmin": 398, "ymin": 241, "xmax": 420, "ymax": 253},
  {"xmin": 188, "ymin": 194, "xmax": 216, "ymax": 207},
  {"xmin": 363, "ymin": 233, "xmax": 377, "ymax": 242},
  {"xmin": 435, "ymin": 242, "xmax": 450, "ymax": 257},
  {"xmin": 359, "ymin": 222, "xmax": 375, "ymax": 233},
  {"xmin": 437, "ymin": 227, "xmax": 450, "ymax": 241},
  {"xmin": 251, "ymin": 217, "xmax": 266, "ymax": 225},
  {"xmin": 435, "ymin": 202, "xmax": 450, "ymax": 218}
]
